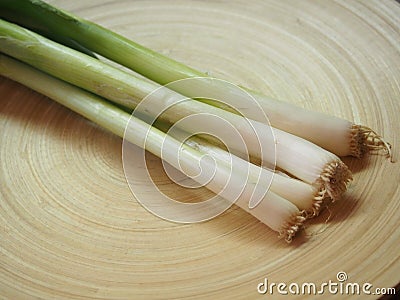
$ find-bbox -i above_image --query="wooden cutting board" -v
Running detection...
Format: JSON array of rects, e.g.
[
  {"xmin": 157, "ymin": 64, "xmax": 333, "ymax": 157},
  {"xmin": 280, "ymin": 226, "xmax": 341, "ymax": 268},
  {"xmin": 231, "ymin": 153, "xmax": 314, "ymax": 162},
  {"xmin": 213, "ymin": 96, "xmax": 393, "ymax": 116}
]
[{"xmin": 1, "ymin": 0, "xmax": 399, "ymax": 299}]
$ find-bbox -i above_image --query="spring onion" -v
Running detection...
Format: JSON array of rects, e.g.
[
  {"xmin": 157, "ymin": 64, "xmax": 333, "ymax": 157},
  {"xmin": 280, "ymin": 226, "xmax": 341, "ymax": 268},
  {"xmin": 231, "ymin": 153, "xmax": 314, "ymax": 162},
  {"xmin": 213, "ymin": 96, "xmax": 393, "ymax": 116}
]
[
  {"xmin": 0, "ymin": 19, "xmax": 353, "ymax": 201},
  {"xmin": 0, "ymin": 0, "xmax": 391, "ymax": 160},
  {"xmin": 0, "ymin": 54, "xmax": 308, "ymax": 242}
]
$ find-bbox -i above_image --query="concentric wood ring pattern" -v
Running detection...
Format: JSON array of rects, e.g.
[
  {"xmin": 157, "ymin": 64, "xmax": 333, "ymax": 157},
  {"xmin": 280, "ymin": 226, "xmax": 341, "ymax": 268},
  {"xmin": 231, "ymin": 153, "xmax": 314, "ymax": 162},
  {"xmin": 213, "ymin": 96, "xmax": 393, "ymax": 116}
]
[{"xmin": 1, "ymin": 1, "xmax": 399, "ymax": 299}]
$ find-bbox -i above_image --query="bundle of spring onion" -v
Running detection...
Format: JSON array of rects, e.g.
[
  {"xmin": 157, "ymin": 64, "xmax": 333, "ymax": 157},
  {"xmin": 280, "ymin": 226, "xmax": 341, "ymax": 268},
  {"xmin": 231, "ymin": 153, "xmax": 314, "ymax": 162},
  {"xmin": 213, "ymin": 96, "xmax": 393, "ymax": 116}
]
[{"xmin": 0, "ymin": 0, "xmax": 391, "ymax": 241}]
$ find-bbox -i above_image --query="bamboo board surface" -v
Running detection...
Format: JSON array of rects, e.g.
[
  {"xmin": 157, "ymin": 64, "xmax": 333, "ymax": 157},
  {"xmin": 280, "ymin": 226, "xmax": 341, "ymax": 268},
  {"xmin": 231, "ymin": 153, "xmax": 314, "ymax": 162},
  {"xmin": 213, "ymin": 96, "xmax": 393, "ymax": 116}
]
[{"xmin": 1, "ymin": 0, "xmax": 399, "ymax": 299}]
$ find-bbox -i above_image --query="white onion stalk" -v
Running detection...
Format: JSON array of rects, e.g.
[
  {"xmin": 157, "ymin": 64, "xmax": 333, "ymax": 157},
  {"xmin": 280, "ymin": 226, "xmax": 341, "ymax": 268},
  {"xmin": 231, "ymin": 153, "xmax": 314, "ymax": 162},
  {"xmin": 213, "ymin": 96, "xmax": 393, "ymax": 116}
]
[
  {"xmin": 0, "ymin": 19, "xmax": 353, "ymax": 200},
  {"xmin": 0, "ymin": 54, "xmax": 306, "ymax": 242},
  {"xmin": 0, "ymin": 0, "xmax": 390, "ymax": 160},
  {"xmin": 164, "ymin": 81, "xmax": 392, "ymax": 160},
  {"xmin": 156, "ymin": 124, "xmax": 326, "ymax": 217}
]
